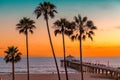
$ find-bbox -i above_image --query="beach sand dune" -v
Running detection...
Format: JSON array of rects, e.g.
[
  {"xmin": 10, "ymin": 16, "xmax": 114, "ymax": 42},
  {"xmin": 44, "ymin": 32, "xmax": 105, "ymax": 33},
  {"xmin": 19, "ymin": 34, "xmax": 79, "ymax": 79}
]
[{"xmin": 0, "ymin": 73, "xmax": 114, "ymax": 80}]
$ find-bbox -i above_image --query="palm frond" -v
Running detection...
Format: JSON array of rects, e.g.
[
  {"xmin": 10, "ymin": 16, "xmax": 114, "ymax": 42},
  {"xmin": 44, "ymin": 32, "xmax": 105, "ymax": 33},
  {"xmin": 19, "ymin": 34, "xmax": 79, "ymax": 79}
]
[
  {"xmin": 71, "ymin": 35, "xmax": 76, "ymax": 41},
  {"xmin": 91, "ymin": 26, "xmax": 97, "ymax": 30},
  {"xmin": 69, "ymin": 22, "xmax": 76, "ymax": 30},
  {"xmin": 4, "ymin": 51, "xmax": 9, "ymax": 54},
  {"xmin": 53, "ymin": 10, "xmax": 57, "ymax": 13},
  {"xmin": 34, "ymin": 2, "xmax": 57, "ymax": 20},
  {"xmin": 64, "ymin": 30, "xmax": 73, "ymax": 36},
  {"xmin": 86, "ymin": 20, "xmax": 94, "ymax": 27},
  {"xmin": 89, "ymin": 31, "xmax": 94, "ymax": 35},
  {"xmin": 54, "ymin": 20, "xmax": 61, "ymax": 26},
  {"xmin": 49, "ymin": 2, "xmax": 56, "ymax": 9},
  {"xmin": 53, "ymin": 18, "xmax": 74, "ymax": 37},
  {"xmin": 16, "ymin": 17, "xmax": 36, "ymax": 35},
  {"xmin": 16, "ymin": 24, "xmax": 22, "ymax": 28},
  {"xmin": 78, "ymin": 14, "xmax": 81, "ymax": 22},
  {"xmin": 44, "ymin": 2, "xmax": 47, "ymax": 6},
  {"xmin": 82, "ymin": 16, "xmax": 87, "ymax": 22},
  {"xmin": 88, "ymin": 33, "xmax": 93, "ymax": 41},
  {"xmin": 74, "ymin": 16, "xmax": 79, "ymax": 24},
  {"xmin": 4, "ymin": 46, "xmax": 22, "ymax": 63},
  {"xmin": 82, "ymin": 35, "xmax": 86, "ymax": 40},
  {"xmin": 54, "ymin": 29, "xmax": 61, "ymax": 36},
  {"xmin": 49, "ymin": 11, "xmax": 55, "ymax": 18},
  {"xmin": 30, "ymin": 25, "xmax": 36, "ymax": 29},
  {"xmin": 34, "ymin": 9, "xmax": 42, "ymax": 19},
  {"xmin": 19, "ymin": 29, "xmax": 25, "ymax": 34},
  {"xmin": 4, "ymin": 55, "xmax": 10, "ymax": 63},
  {"xmin": 14, "ymin": 52, "xmax": 22, "ymax": 63},
  {"xmin": 29, "ymin": 29, "xmax": 34, "ymax": 34},
  {"xmin": 72, "ymin": 14, "xmax": 96, "ymax": 41},
  {"xmin": 39, "ymin": 3, "xmax": 43, "ymax": 8}
]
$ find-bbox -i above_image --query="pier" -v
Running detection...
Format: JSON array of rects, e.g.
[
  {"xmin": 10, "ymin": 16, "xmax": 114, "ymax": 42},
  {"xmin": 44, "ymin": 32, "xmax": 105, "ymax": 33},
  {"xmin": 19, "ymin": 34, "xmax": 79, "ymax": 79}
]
[{"xmin": 61, "ymin": 59, "xmax": 120, "ymax": 80}]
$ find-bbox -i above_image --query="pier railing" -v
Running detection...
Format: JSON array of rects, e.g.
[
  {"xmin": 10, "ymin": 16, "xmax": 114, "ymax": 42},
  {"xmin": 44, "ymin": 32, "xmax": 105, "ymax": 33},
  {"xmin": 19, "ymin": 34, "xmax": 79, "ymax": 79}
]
[{"xmin": 61, "ymin": 60, "xmax": 120, "ymax": 80}]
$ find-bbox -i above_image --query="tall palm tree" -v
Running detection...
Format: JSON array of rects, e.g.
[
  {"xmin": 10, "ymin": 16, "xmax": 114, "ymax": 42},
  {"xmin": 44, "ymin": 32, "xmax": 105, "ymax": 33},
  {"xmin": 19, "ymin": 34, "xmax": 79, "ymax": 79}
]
[
  {"xmin": 4, "ymin": 46, "xmax": 22, "ymax": 80},
  {"xmin": 34, "ymin": 2, "xmax": 61, "ymax": 80},
  {"xmin": 71, "ymin": 14, "xmax": 97, "ymax": 80},
  {"xmin": 53, "ymin": 18, "xmax": 75, "ymax": 80},
  {"xmin": 16, "ymin": 17, "xmax": 36, "ymax": 80}
]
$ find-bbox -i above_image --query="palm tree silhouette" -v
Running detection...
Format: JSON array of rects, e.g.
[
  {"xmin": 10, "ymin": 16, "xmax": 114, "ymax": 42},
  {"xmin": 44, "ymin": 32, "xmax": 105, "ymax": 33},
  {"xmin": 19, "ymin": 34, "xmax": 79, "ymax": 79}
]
[
  {"xmin": 4, "ymin": 46, "xmax": 22, "ymax": 80},
  {"xmin": 34, "ymin": 2, "xmax": 61, "ymax": 80},
  {"xmin": 54, "ymin": 18, "xmax": 75, "ymax": 80},
  {"xmin": 71, "ymin": 14, "xmax": 97, "ymax": 80},
  {"xmin": 16, "ymin": 17, "xmax": 36, "ymax": 80}
]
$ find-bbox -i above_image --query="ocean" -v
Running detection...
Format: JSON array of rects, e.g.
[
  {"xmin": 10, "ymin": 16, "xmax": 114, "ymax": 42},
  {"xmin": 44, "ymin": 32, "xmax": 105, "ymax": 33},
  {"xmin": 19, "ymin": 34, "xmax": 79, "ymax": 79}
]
[{"xmin": 0, "ymin": 57, "xmax": 120, "ymax": 74}]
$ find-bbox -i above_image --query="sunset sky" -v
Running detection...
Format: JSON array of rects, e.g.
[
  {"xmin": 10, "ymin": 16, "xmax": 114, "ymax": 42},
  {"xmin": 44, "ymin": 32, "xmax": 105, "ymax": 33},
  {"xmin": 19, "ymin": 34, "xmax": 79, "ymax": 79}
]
[{"xmin": 0, "ymin": 0, "xmax": 120, "ymax": 57}]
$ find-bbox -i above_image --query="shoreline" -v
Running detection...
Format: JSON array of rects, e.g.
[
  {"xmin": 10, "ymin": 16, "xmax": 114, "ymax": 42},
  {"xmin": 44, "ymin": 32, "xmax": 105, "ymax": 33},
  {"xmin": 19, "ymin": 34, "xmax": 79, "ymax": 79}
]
[{"xmin": 0, "ymin": 72, "xmax": 114, "ymax": 80}]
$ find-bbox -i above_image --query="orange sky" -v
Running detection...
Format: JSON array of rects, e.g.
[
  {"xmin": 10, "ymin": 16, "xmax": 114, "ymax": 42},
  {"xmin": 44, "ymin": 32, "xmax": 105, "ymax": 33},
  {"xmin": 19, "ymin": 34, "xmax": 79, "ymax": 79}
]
[{"xmin": 0, "ymin": 0, "xmax": 120, "ymax": 57}]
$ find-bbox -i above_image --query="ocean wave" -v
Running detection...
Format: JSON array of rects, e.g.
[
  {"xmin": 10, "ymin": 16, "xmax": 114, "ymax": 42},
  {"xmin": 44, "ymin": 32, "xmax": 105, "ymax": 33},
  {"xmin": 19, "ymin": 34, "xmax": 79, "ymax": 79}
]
[{"xmin": 0, "ymin": 57, "xmax": 120, "ymax": 74}]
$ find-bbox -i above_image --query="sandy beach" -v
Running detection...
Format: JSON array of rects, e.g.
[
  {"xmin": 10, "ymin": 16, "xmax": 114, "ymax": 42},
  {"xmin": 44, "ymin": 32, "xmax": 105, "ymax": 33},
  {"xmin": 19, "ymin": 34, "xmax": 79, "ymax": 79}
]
[{"xmin": 0, "ymin": 73, "xmax": 114, "ymax": 80}]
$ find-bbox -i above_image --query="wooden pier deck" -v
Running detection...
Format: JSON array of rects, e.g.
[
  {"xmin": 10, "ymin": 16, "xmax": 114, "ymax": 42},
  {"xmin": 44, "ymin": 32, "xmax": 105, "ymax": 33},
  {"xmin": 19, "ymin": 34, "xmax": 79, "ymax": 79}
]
[{"xmin": 61, "ymin": 60, "xmax": 120, "ymax": 80}]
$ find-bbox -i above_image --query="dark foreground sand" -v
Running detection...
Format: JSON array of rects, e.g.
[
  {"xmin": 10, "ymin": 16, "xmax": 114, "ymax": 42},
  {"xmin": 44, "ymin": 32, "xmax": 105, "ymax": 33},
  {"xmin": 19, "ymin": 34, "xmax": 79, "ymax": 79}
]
[{"xmin": 0, "ymin": 73, "xmax": 115, "ymax": 80}]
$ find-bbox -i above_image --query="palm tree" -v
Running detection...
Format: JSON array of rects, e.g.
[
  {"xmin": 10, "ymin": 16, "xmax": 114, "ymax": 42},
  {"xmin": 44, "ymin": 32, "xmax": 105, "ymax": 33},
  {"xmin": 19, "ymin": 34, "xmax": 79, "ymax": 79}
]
[
  {"xmin": 53, "ymin": 18, "xmax": 75, "ymax": 80},
  {"xmin": 34, "ymin": 2, "xmax": 61, "ymax": 80},
  {"xmin": 4, "ymin": 46, "xmax": 22, "ymax": 80},
  {"xmin": 71, "ymin": 14, "xmax": 97, "ymax": 80},
  {"xmin": 16, "ymin": 17, "xmax": 36, "ymax": 80}
]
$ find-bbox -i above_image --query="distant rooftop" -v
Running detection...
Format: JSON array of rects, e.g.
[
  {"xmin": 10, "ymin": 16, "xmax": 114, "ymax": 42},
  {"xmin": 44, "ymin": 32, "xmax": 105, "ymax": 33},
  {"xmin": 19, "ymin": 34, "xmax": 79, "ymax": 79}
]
[{"xmin": 66, "ymin": 55, "xmax": 74, "ymax": 58}]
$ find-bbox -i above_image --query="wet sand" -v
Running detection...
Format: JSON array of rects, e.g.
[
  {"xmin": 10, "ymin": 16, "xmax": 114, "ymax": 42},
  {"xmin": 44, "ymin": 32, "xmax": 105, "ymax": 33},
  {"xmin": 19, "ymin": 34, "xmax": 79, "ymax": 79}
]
[{"xmin": 0, "ymin": 73, "xmax": 114, "ymax": 80}]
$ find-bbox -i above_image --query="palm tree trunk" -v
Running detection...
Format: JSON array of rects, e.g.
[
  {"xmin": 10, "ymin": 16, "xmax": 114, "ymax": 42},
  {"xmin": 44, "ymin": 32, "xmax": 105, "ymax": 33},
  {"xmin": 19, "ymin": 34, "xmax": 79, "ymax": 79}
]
[
  {"xmin": 26, "ymin": 33, "xmax": 30, "ymax": 80},
  {"xmin": 79, "ymin": 26, "xmax": 84, "ymax": 80},
  {"xmin": 12, "ymin": 60, "xmax": 15, "ymax": 80},
  {"xmin": 62, "ymin": 26, "xmax": 69, "ymax": 80},
  {"xmin": 45, "ymin": 19, "xmax": 61, "ymax": 80}
]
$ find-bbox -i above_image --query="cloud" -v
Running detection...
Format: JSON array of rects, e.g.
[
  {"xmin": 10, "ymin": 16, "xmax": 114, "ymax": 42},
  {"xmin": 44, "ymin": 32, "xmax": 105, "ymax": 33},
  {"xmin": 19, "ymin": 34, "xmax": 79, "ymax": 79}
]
[{"xmin": 115, "ymin": 26, "xmax": 120, "ymax": 29}]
